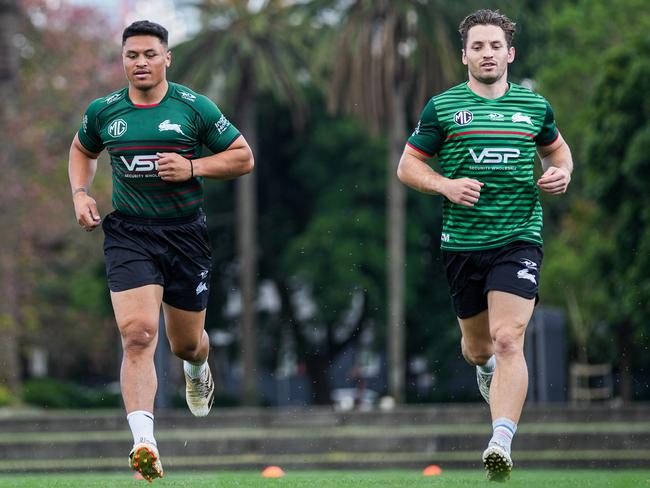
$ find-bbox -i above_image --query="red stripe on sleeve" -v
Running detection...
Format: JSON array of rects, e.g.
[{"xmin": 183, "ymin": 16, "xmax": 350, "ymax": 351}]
[
  {"xmin": 406, "ymin": 142, "xmax": 433, "ymax": 158},
  {"xmin": 537, "ymin": 131, "xmax": 560, "ymax": 147}
]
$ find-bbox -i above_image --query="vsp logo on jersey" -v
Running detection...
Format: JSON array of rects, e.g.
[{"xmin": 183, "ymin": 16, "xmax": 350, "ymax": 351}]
[
  {"xmin": 108, "ymin": 119, "xmax": 128, "ymax": 138},
  {"xmin": 469, "ymin": 148, "xmax": 520, "ymax": 164},
  {"xmin": 454, "ymin": 110, "xmax": 473, "ymax": 126},
  {"xmin": 120, "ymin": 155, "xmax": 159, "ymax": 173}
]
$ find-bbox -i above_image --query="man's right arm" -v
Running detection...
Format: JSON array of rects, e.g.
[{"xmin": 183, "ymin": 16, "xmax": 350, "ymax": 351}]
[
  {"xmin": 397, "ymin": 145, "xmax": 483, "ymax": 208},
  {"xmin": 68, "ymin": 133, "xmax": 102, "ymax": 231}
]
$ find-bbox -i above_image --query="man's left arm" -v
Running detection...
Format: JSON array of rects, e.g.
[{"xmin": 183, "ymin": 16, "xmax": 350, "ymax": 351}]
[
  {"xmin": 156, "ymin": 135, "xmax": 254, "ymax": 182},
  {"xmin": 537, "ymin": 132, "xmax": 573, "ymax": 195}
]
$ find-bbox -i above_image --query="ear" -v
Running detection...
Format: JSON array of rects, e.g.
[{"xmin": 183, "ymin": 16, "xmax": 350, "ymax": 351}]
[
  {"xmin": 462, "ymin": 49, "xmax": 468, "ymax": 66},
  {"xmin": 165, "ymin": 50, "xmax": 172, "ymax": 68},
  {"xmin": 507, "ymin": 46, "xmax": 515, "ymax": 64}
]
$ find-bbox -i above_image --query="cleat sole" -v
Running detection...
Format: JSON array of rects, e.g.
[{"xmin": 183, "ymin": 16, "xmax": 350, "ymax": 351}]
[{"xmin": 129, "ymin": 444, "xmax": 163, "ymax": 482}]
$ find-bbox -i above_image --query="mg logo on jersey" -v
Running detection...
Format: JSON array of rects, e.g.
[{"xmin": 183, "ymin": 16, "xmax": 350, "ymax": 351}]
[
  {"xmin": 469, "ymin": 148, "xmax": 520, "ymax": 164},
  {"xmin": 119, "ymin": 155, "xmax": 159, "ymax": 172},
  {"xmin": 108, "ymin": 119, "xmax": 127, "ymax": 138},
  {"xmin": 454, "ymin": 110, "xmax": 474, "ymax": 126}
]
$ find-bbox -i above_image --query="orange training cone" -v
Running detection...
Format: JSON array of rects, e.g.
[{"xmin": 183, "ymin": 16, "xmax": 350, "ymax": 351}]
[
  {"xmin": 262, "ymin": 466, "xmax": 285, "ymax": 478},
  {"xmin": 423, "ymin": 464, "xmax": 443, "ymax": 476}
]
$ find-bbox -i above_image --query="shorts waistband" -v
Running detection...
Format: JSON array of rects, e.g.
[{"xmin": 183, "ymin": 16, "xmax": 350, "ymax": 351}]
[{"xmin": 112, "ymin": 210, "xmax": 203, "ymax": 226}]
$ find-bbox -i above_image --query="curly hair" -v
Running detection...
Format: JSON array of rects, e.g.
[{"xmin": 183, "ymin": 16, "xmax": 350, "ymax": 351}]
[{"xmin": 458, "ymin": 10, "xmax": 516, "ymax": 48}]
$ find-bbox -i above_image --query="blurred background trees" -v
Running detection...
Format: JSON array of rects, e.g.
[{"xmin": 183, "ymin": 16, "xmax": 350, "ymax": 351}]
[{"xmin": 2, "ymin": 0, "xmax": 650, "ymax": 407}]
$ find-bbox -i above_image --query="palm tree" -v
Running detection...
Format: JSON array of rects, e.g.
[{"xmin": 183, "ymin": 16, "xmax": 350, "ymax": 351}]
[
  {"xmin": 170, "ymin": 0, "xmax": 311, "ymax": 405},
  {"xmin": 324, "ymin": 0, "xmax": 457, "ymax": 403},
  {"xmin": 0, "ymin": 0, "xmax": 21, "ymax": 396}
]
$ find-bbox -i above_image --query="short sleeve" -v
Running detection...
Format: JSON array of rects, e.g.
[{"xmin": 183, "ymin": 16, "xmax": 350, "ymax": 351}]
[
  {"xmin": 535, "ymin": 101, "xmax": 559, "ymax": 146},
  {"xmin": 77, "ymin": 100, "xmax": 105, "ymax": 154},
  {"xmin": 406, "ymin": 98, "xmax": 444, "ymax": 157},
  {"xmin": 196, "ymin": 96, "xmax": 241, "ymax": 153}
]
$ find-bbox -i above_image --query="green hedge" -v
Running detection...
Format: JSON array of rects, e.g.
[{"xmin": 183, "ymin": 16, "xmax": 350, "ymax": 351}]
[
  {"xmin": 0, "ymin": 384, "xmax": 13, "ymax": 406},
  {"xmin": 22, "ymin": 378, "xmax": 121, "ymax": 408}
]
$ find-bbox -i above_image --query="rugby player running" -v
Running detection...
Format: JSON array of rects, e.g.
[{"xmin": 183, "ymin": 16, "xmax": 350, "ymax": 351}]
[
  {"xmin": 68, "ymin": 20, "xmax": 254, "ymax": 481},
  {"xmin": 397, "ymin": 9, "xmax": 573, "ymax": 481}
]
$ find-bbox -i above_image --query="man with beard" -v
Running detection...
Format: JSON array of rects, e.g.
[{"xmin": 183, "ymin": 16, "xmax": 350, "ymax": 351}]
[{"xmin": 397, "ymin": 9, "xmax": 573, "ymax": 481}]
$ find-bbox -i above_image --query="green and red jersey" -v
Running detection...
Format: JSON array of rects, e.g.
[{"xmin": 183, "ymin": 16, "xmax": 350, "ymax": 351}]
[
  {"xmin": 78, "ymin": 82, "xmax": 240, "ymax": 218},
  {"xmin": 407, "ymin": 82, "xmax": 559, "ymax": 251}
]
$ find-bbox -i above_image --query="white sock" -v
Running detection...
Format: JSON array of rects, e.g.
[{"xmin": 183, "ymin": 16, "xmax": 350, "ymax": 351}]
[
  {"xmin": 184, "ymin": 359, "xmax": 208, "ymax": 379},
  {"xmin": 127, "ymin": 410, "xmax": 156, "ymax": 447},
  {"xmin": 478, "ymin": 355, "xmax": 496, "ymax": 374},
  {"xmin": 489, "ymin": 417, "xmax": 517, "ymax": 454}
]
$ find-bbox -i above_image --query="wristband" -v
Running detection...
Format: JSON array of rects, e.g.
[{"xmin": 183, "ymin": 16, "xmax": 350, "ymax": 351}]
[
  {"xmin": 189, "ymin": 159, "xmax": 194, "ymax": 179},
  {"xmin": 73, "ymin": 187, "xmax": 88, "ymax": 196}
]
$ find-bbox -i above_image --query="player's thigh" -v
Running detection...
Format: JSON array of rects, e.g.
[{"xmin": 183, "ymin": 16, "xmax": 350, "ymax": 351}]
[
  {"xmin": 487, "ymin": 290, "xmax": 534, "ymax": 340},
  {"xmin": 458, "ymin": 309, "xmax": 491, "ymax": 350},
  {"xmin": 162, "ymin": 302, "xmax": 207, "ymax": 349},
  {"xmin": 110, "ymin": 285, "xmax": 164, "ymax": 340}
]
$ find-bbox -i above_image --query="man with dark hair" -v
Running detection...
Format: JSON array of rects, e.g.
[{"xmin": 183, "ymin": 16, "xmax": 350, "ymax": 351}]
[
  {"xmin": 68, "ymin": 20, "xmax": 254, "ymax": 482},
  {"xmin": 397, "ymin": 9, "xmax": 573, "ymax": 482}
]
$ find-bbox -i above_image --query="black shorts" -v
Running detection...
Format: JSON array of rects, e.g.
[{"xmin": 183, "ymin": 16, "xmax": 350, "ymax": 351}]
[
  {"xmin": 102, "ymin": 210, "xmax": 212, "ymax": 312},
  {"xmin": 442, "ymin": 241, "xmax": 543, "ymax": 319}
]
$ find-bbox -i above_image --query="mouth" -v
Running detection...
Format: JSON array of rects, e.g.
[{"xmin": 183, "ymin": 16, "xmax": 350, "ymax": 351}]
[
  {"xmin": 133, "ymin": 70, "xmax": 150, "ymax": 79},
  {"xmin": 480, "ymin": 62, "xmax": 497, "ymax": 69}
]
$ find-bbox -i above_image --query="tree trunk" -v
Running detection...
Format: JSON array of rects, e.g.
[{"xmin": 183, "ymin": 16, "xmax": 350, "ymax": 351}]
[
  {"xmin": 304, "ymin": 354, "xmax": 332, "ymax": 405},
  {"xmin": 0, "ymin": 0, "xmax": 22, "ymax": 396},
  {"xmin": 386, "ymin": 81, "xmax": 407, "ymax": 404},
  {"xmin": 236, "ymin": 84, "xmax": 259, "ymax": 406}
]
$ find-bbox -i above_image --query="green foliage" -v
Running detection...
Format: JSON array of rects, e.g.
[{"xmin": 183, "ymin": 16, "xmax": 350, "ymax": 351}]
[
  {"xmin": 531, "ymin": 0, "xmax": 650, "ymax": 168},
  {"xmin": 170, "ymin": 0, "xmax": 314, "ymax": 127},
  {"xmin": 540, "ymin": 201, "xmax": 614, "ymax": 362},
  {"xmin": 22, "ymin": 378, "xmax": 120, "ymax": 409},
  {"xmin": 0, "ymin": 384, "xmax": 13, "ymax": 407},
  {"xmin": 10, "ymin": 0, "xmax": 121, "ymax": 387},
  {"xmin": 584, "ymin": 36, "xmax": 650, "ymax": 332},
  {"xmin": 531, "ymin": 1, "xmax": 650, "ymax": 393},
  {"xmin": 534, "ymin": 30, "xmax": 650, "ymax": 397},
  {"xmin": 284, "ymin": 113, "xmax": 386, "ymax": 325}
]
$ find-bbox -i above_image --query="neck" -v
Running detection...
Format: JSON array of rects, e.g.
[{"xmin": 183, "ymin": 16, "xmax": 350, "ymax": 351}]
[
  {"xmin": 129, "ymin": 80, "xmax": 169, "ymax": 105},
  {"xmin": 467, "ymin": 76, "xmax": 509, "ymax": 100}
]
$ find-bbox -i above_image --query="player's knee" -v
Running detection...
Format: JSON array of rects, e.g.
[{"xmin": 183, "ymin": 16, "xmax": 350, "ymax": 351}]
[
  {"xmin": 461, "ymin": 339, "xmax": 493, "ymax": 366},
  {"xmin": 120, "ymin": 319, "xmax": 158, "ymax": 352},
  {"xmin": 169, "ymin": 340, "xmax": 201, "ymax": 361},
  {"xmin": 492, "ymin": 330, "xmax": 524, "ymax": 357},
  {"xmin": 463, "ymin": 349, "xmax": 493, "ymax": 366}
]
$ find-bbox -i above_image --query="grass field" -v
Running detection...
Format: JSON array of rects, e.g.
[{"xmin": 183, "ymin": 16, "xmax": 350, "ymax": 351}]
[{"xmin": 0, "ymin": 470, "xmax": 648, "ymax": 487}]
